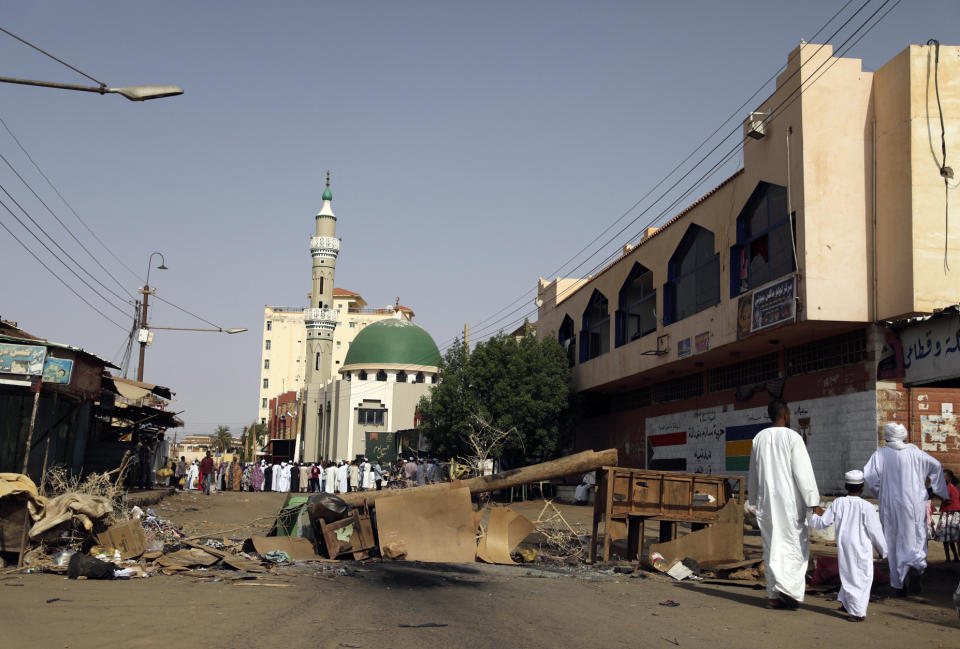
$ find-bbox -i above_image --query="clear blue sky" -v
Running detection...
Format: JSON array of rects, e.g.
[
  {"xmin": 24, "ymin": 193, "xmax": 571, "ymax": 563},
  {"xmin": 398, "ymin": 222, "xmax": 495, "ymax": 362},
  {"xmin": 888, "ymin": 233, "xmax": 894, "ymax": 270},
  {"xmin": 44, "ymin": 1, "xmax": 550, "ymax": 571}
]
[{"xmin": 0, "ymin": 1, "xmax": 954, "ymax": 437}]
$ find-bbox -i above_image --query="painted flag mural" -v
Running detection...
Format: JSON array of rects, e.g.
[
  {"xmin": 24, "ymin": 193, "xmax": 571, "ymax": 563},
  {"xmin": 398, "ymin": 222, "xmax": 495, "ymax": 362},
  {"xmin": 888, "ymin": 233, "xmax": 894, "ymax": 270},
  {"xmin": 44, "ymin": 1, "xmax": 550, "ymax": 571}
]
[
  {"xmin": 647, "ymin": 430, "xmax": 687, "ymax": 471},
  {"xmin": 724, "ymin": 423, "xmax": 766, "ymax": 471}
]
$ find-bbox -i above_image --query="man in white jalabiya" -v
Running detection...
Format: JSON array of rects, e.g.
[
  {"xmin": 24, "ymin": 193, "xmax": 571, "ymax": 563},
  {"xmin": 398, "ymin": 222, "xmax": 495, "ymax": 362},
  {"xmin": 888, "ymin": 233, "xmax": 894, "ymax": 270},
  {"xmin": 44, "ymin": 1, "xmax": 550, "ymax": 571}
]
[
  {"xmin": 746, "ymin": 398, "xmax": 820, "ymax": 610},
  {"xmin": 324, "ymin": 462, "xmax": 337, "ymax": 494},
  {"xmin": 337, "ymin": 461, "xmax": 349, "ymax": 494},
  {"xmin": 863, "ymin": 422, "xmax": 948, "ymax": 596},
  {"xmin": 810, "ymin": 469, "xmax": 887, "ymax": 621}
]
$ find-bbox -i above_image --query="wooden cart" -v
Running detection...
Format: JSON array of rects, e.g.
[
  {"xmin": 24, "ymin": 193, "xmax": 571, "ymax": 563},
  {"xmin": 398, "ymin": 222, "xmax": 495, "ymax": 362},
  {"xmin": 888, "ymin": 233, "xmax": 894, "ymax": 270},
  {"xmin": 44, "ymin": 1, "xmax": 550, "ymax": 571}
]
[{"xmin": 589, "ymin": 466, "xmax": 744, "ymax": 563}]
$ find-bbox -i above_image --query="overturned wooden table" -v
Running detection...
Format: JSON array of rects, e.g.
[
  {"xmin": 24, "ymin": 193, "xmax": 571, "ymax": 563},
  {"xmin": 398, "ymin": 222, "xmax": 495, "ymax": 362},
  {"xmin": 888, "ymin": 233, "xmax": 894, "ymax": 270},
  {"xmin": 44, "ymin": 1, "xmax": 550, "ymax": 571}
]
[{"xmin": 589, "ymin": 466, "xmax": 744, "ymax": 565}]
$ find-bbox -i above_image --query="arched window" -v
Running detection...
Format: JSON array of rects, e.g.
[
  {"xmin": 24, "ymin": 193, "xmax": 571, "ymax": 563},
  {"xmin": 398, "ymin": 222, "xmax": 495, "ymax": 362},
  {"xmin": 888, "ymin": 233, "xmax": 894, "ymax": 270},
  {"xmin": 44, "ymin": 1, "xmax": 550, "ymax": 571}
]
[
  {"xmin": 315, "ymin": 353, "xmax": 321, "ymax": 371},
  {"xmin": 376, "ymin": 370, "xmax": 387, "ymax": 382},
  {"xmin": 663, "ymin": 224, "xmax": 719, "ymax": 325},
  {"xmin": 579, "ymin": 290, "xmax": 610, "ymax": 363},
  {"xmin": 730, "ymin": 182, "xmax": 794, "ymax": 296},
  {"xmin": 415, "ymin": 371, "xmax": 425, "ymax": 383},
  {"xmin": 558, "ymin": 315, "xmax": 576, "ymax": 368},
  {"xmin": 358, "ymin": 370, "xmax": 368, "ymax": 381},
  {"xmin": 615, "ymin": 263, "xmax": 656, "ymax": 347},
  {"xmin": 396, "ymin": 371, "xmax": 407, "ymax": 383}
]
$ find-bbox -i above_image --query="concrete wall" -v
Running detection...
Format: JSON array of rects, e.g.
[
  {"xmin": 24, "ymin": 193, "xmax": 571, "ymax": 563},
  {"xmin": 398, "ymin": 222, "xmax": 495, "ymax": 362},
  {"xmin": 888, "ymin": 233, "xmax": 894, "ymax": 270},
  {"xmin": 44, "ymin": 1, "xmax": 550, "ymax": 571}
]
[{"xmin": 875, "ymin": 45, "xmax": 960, "ymax": 318}]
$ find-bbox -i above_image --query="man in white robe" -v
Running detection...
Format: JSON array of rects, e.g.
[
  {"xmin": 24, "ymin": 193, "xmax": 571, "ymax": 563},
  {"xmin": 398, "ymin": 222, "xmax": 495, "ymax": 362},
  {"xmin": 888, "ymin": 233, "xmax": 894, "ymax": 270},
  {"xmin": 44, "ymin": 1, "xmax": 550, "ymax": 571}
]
[
  {"xmin": 746, "ymin": 398, "xmax": 820, "ymax": 609},
  {"xmin": 337, "ymin": 461, "xmax": 349, "ymax": 494},
  {"xmin": 271, "ymin": 463, "xmax": 281, "ymax": 491},
  {"xmin": 324, "ymin": 462, "xmax": 337, "ymax": 494},
  {"xmin": 811, "ymin": 470, "xmax": 887, "ymax": 620},
  {"xmin": 863, "ymin": 422, "xmax": 948, "ymax": 595}
]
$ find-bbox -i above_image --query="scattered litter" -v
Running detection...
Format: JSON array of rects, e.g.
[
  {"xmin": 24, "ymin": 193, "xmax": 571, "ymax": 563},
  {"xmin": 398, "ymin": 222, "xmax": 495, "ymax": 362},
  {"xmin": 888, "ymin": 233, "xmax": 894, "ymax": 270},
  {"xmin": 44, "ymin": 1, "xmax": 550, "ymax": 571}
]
[
  {"xmin": 398, "ymin": 622, "xmax": 448, "ymax": 628},
  {"xmin": 264, "ymin": 550, "xmax": 292, "ymax": 564},
  {"xmin": 339, "ymin": 644, "xmax": 362, "ymax": 648},
  {"xmin": 45, "ymin": 598, "xmax": 71, "ymax": 604},
  {"xmin": 666, "ymin": 561, "xmax": 694, "ymax": 581},
  {"xmin": 67, "ymin": 553, "xmax": 115, "ymax": 580},
  {"xmin": 658, "ymin": 600, "xmax": 680, "ymax": 607},
  {"xmin": 52, "ymin": 550, "xmax": 76, "ymax": 568}
]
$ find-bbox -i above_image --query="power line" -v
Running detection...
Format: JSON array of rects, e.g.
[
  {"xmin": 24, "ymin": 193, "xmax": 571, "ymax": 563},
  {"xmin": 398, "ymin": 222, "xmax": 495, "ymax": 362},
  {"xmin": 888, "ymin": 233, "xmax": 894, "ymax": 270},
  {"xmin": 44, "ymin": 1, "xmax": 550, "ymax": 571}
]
[
  {"xmin": 0, "ymin": 198, "xmax": 126, "ymax": 330},
  {"xmin": 0, "ymin": 182, "xmax": 132, "ymax": 318},
  {"xmin": 470, "ymin": 0, "xmax": 860, "ymax": 335},
  {"xmin": 151, "ymin": 294, "xmax": 222, "ymax": 329},
  {"xmin": 0, "ymin": 149, "xmax": 136, "ymax": 303},
  {"xmin": 460, "ymin": 0, "xmax": 888, "ymax": 345},
  {"xmin": 0, "ymin": 114, "xmax": 144, "ymax": 288}
]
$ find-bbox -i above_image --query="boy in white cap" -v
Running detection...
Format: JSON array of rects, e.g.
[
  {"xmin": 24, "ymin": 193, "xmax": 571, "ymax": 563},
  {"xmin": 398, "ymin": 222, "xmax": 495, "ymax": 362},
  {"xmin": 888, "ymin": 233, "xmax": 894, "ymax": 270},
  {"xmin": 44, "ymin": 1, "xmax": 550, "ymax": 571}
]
[{"xmin": 811, "ymin": 469, "xmax": 888, "ymax": 621}]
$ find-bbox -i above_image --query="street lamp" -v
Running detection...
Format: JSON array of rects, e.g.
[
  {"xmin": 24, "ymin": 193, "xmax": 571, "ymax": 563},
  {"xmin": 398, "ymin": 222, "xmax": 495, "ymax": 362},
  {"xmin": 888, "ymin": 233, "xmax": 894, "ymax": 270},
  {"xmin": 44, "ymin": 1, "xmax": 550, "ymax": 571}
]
[
  {"xmin": 137, "ymin": 252, "xmax": 167, "ymax": 382},
  {"xmin": 150, "ymin": 327, "xmax": 248, "ymax": 334},
  {"xmin": 0, "ymin": 76, "xmax": 183, "ymax": 101},
  {"xmin": 0, "ymin": 26, "xmax": 183, "ymax": 102}
]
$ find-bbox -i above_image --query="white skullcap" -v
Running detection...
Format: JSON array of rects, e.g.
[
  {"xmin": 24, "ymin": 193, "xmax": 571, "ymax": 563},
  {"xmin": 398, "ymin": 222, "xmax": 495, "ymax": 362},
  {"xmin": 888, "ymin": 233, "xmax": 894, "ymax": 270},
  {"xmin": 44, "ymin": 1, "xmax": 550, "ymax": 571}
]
[
  {"xmin": 884, "ymin": 422, "xmax": 908, "ymax": 442},
  {"xmin": 844, "ymin": 469, "xmax": 864, "ymax": 484}
]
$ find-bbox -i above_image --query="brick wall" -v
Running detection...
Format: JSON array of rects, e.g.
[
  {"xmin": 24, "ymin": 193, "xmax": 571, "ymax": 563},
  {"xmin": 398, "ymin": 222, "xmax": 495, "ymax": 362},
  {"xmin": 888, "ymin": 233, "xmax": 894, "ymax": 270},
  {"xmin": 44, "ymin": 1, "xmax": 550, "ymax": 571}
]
[{"xmin": 879, "ymin": 384, "xmax": 960, "ymax": 472}]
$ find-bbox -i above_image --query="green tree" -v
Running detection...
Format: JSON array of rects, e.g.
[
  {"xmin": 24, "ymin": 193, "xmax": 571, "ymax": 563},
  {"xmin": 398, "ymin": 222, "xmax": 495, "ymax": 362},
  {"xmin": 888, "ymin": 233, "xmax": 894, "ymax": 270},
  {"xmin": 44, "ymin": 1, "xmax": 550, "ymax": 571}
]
[
  {"xmin": 209, "ymin": 425, "xmax": 233, "ymax": 454},
  {"xmin": 417, "ymin": 332, "xmax": 572, "ymax": 464}
]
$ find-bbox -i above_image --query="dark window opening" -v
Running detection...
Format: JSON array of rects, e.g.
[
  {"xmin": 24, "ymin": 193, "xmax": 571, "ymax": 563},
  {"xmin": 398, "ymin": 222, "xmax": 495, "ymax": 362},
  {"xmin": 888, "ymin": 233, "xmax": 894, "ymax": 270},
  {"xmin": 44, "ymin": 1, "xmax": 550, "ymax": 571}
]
[
  {"xmin": 786, "ymin": 330, "xmax": 866, "ymax": 376},
  {"xmin": 579, "ymin": 290, "xmax": 610, "ymax": 363},
  {"xmin": 664, "ymin": 225, "xmax": 720, "ymax": 324},
  {"xmin": 730, "ymin": 183, "xmax": 794, "ymax": 296},
  {"xmin": 708, "ymin": 353, "xmax": 780, "ymax": 392},
  {"xmin": 616, "ymin": 263, "xmax": 657, "ymax": 347},
  {"xmin": 376, "ymin": 370, "xmax": 387, "ymax": 382},
  {"xmin": 652, "ymin": 374, "xmax": 704, "ymax": 403},
  {"xmin": 415, "ymin": 371, "xmax": 425, "ymax": 383},
  {"xmin": 358, "ymin": 370, "xmax": 367, "ymax": 381},
  {"xmin": 558, "ymin": 315, "xmax": 576, "ymax": 368},
  {"xmin": 396, "ymin": 371, "xmax": 407, "ymax": 383},
  {"xmin": 357, "ymin": 408, "xmax": 385, "ymax": 426}
]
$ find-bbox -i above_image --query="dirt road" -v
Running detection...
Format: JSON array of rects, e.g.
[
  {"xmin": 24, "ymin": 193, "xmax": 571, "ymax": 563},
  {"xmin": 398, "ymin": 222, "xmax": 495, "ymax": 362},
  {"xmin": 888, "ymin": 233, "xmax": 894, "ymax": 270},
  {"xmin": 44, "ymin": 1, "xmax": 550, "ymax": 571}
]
[{"xmin": 1, "ymin": 491, "xmax": 958, "ymax": 649}]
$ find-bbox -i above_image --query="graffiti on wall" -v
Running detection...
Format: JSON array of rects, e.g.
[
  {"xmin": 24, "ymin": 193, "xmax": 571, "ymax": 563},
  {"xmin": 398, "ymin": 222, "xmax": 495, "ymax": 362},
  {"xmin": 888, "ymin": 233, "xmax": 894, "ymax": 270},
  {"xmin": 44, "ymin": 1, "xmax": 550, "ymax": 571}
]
[{"xmin": 645, "ymin": 391, "xmax": 878, "ymax": 492}]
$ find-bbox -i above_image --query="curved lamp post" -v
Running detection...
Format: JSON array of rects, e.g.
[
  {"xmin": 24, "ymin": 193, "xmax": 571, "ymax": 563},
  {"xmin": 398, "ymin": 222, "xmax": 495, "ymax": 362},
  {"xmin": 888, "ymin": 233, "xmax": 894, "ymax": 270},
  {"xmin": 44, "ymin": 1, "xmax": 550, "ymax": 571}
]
[
  {"xmin": 0, "ymin": 76, "xmax": 183, "ymax": 101},
  {"xmin": 137, "ymin": 252, "xmax": 167, "ymax": 381}
]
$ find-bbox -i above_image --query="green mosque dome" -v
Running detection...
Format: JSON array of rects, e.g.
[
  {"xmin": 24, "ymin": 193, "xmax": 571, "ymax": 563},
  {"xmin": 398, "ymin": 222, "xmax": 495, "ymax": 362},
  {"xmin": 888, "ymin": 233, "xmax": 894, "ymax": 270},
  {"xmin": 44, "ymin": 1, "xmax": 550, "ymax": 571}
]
[
  {"xmin": 322, "ymin": 186, "xmax": 333, "ymax": 201},
  {"xmin": 342, "ymin": 318, "xmax": 441, "ymax": 370}
]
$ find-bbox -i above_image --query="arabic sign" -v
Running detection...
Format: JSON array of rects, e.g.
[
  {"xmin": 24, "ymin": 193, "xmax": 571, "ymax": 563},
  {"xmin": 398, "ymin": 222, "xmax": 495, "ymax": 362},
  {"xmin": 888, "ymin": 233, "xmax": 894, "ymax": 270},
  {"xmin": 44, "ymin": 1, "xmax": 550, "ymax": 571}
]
[
  {"xmin": 751, "ymin": 276, "xmax": 796, "ymax": 332},
  {"xmin": 902, "ymin": 313, "xmax": 960, "ymax": 385},
  {"xmin": 0, "ymin": 342, "xmax": 46, "ymax": 375},
  {"xmin": 42, "ymin": 357, "xmax": 74, "ymax": 384}
]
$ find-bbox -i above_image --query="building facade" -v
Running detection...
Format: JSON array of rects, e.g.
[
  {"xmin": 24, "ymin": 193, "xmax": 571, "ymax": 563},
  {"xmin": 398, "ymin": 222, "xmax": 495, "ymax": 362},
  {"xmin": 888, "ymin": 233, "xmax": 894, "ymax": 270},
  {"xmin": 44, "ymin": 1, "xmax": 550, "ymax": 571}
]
[
  {"xmin": 534, "ymin": 43, "xmax": 960, "ymax": 491},
  {"xmin": 256, "ymin": 294, "xmax": 414, "ymax": 425}
]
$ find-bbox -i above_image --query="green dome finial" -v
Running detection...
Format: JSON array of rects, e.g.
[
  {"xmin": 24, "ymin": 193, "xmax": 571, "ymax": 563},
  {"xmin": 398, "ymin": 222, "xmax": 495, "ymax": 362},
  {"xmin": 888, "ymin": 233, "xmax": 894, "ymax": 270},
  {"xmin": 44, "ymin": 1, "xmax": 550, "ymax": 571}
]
[{"xmin": 322, "ymin": 170, "xmax": 332, "ymax": 201}]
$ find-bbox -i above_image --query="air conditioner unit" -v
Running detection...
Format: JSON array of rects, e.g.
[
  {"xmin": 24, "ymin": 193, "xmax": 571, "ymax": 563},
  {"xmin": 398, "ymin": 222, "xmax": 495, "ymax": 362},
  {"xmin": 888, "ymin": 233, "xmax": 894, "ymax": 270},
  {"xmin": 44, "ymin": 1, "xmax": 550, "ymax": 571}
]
[{"xmin": 746, "ymin": 111, "xmax": 769, "ymax": 139}]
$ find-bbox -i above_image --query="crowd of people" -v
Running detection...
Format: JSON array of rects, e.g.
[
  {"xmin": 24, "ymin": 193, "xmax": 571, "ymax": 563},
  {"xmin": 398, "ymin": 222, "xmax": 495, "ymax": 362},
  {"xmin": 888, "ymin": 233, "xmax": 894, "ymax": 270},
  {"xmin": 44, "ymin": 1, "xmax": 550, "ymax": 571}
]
[
  {"xmin": 747, "ymin": 398, "xmax": 957, "ymax": 622},
  {"xmin": 164, "ymin": 453, "xmax": 454, "ymax": 495}
]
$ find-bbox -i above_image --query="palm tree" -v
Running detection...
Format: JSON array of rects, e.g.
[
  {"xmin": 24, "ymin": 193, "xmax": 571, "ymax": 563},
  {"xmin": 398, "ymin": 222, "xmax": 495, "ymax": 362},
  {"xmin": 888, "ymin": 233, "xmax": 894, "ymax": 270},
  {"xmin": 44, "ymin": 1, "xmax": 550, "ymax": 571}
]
[{"xmin": 209, "ymin": 425, "xmax": 233, "ymax": 454}]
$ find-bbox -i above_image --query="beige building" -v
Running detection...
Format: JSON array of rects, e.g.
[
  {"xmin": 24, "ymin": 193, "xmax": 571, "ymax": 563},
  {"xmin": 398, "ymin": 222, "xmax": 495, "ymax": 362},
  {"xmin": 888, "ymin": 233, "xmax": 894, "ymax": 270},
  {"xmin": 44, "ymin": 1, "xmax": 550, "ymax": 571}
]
[
  {"xmin": 535, "ymin": 43, "xmax": 960, "ymax": 491},
  {"xmin": 256, "ymin": 290, "xmax": 414, "ymax": 424}
]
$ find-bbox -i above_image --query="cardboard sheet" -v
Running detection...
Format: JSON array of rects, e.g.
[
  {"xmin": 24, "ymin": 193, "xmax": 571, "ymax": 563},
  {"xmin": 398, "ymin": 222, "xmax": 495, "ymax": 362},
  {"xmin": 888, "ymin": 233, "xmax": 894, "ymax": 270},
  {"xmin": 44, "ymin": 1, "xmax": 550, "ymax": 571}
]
[
  {"xmin": 375, "ymin": 487, "xmax": 478, "ymax": 563},
  {"xmin": 96, "ymin": 520, "xmax": 146, "ymax": 559},
  {"xmin": 477, "ymin": 506, "xmax": 535, "ymax": 565},
  {"xmin": 648, "ymin": 499, "xmax": 744, "ymax": 568},
  {"xmin": 156, "ymin": 547, "xmax": 219, "ymax": 567},
  {"xmin": 249, "ymin": 536, "xmax": 322, "ymax": 561}
]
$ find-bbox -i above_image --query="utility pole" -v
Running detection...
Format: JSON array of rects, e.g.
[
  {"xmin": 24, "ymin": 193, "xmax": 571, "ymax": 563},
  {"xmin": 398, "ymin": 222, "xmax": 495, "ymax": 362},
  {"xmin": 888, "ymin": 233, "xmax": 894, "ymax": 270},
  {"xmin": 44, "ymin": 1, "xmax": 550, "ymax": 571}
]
[
  {"xmin": 137, "ymin": 252, "xmax": 167, "ymax": 382},
  {"xmin": 136, "ymin": 285, "xmax": 151, "ymax": 381},
  {"xmin": 464, "ymin": 323, "xmax": 469, "ymax": 351}
]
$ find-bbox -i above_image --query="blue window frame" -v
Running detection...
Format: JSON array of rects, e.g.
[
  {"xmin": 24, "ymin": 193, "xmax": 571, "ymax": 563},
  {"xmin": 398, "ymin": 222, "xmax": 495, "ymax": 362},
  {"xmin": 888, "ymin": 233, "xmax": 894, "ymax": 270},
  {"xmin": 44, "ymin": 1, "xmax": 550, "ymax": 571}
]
[
  {"xmin": 579, "ymin": 290, "xmax": 610, "ymax": 363},
  {"xmin": 558, "ymin": 315, "xmax": 576, "ymax": 368},
  {"xmin": 663, "ymin": 225, "xmax": 719, "ymax": 325},
  {"xmin": 729, "ymin": 182, "xmax": 794, "ymax": 296},
  {"xmin": 615, "ymin": 263, "xmax": 656, "ymax": 347}
]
